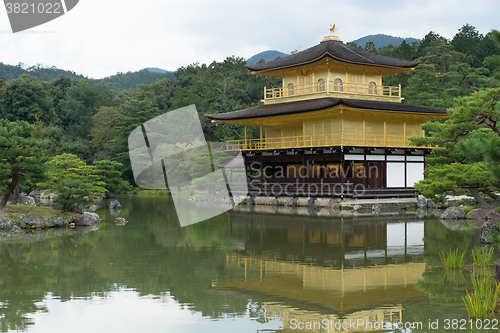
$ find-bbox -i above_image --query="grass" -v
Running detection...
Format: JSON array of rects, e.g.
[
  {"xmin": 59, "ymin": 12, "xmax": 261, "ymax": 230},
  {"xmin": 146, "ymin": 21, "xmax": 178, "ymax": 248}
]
[
  {"xmin": 489, "ymin": 232, "xmax": 500, "ymax": 245},
  {"xmin": 459, "ymin": 247, "xmax": 500, "ymax": 319},
  {"xmin": 440, "ymin": 249, "xmax": 466, "ymax": 269},
  {"xmin": 133, "ymin": 189, "xmax": 171, "ymax": 196},
  {"xmin": 441, "ymin": 268, "xmax": 466, "ymax": 286},
  {"xmin": 0, "ymin": 203, "xmax": 69, "ymax": 223},
  {"xmin": 471, "ymin": 247, "xmax": 495, "ymax": 269},
  {"xmin": 463, "ymin": 270, "xmax": 500, "ymax": 319}
]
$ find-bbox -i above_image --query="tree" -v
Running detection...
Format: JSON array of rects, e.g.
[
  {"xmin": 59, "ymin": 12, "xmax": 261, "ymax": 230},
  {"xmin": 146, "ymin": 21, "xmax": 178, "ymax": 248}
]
[
  {"xmin": 451, "ymin": 24, "xmax": 483, "ymax": 67},
  {"xmin": 90, "ymin": 106, "xmax": 122, "ymax": 160},
  {"xmin": 59, "ymin": 79, "xmax": 115, "ymax": 139},
  {"xmin": 0, "ymin": 120, "xmax": 49, "ymax": 207},
  {"xmin": 1, "ymin": 75, "xmax": 57, "ymax": 125},
  {"xmin": 403, "ymin": 64, "xmax": 448, "ymax": 107},
  {"xmin": 364, "ymin": 41, "xmax": 378, "ymax": 54},
  {"xmin": 410, "ymin": 88, "xmax": 500, "ymax": 207},
  {"xmin": 44, "ymin": 154, "xmax": 106, "ymax": 211},
  {"xmin": 94, "ymin": 160, "xmax": 132, "ymax": 194}
]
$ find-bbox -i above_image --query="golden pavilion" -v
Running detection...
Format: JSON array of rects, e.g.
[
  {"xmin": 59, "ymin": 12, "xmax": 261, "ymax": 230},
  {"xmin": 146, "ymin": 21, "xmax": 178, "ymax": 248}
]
[{"xmin": 206, "ymin": 27, "xmax": 449, "ymax": 198}]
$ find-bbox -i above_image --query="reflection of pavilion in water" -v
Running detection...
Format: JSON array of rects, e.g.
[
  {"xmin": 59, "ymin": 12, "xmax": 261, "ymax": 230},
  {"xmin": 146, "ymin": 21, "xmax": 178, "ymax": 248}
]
[
  {"xmin": 226, "ymin": 210, "xmax": 426, "ymax": 268},
  {"xmin": 215, "ymin": 210, "xmax": 428, "ymax": 330},
  {"xmin": 263, "ymin": 303, "xmax": 402, "ymax": 333}
]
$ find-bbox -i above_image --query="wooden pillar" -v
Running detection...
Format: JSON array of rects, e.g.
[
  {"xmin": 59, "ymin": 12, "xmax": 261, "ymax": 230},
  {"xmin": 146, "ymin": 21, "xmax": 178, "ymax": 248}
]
[
  {"xmin": 244, "ymin": 125, "xmax": 248, "ymax": 149},
  {"xmin": 383, "ymin": 119, "xmax": 386, "ymax": 146},
  {"xmin": 403, "ymin": 121, "xmax": 406, "ymax": 147},
  {"xmin": 260, "ymin": 125, "xmax": 263, "ymax": 149},
  {"xmin": 327, "ymin": 66, "xmax": 331, "ymax": 94}
]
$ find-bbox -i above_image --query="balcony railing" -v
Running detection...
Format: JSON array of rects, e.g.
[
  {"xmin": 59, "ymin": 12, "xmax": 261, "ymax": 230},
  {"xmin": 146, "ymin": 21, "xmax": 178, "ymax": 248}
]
[
  {"xmin": 264, "ymin": 81, "xmax": 401, "ymax": 102},
  {"xmin": 226, "ymin": 133, "xmax": 432, "ymax": 151}
]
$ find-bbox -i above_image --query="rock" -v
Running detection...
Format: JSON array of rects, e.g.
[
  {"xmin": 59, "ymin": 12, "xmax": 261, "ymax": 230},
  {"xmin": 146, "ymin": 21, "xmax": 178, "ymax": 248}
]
[
  {"xmin": 115, "ymin": 217, "xmax": 128, "ymax": 226},
  {"xmin": 466, "ymin": 209, "xmax": 500, "ymax": 220},
  {"xmin": 109, "ymin": 200, "xmax": 121, "ymax": 209},
  {"xmin": 0, "ymin": 230, "xmax": 11, "ymax": 241},
  {"xmin": 87, "ymin": 204, "xmax": 102, "ymax": 212},
  {"xmin": 70, "ymin": 203, "xmax": 86, "ymax": 214},
  {"xmin": 83, "ymin": 212, "xmax": 100, "ymax": 224},
  {"xmin": 49, "ymin": 193, "xmax": 58, "ymax": 200},
  {"xmin": 353, "ymin": 204, "xmax": 362, "ymax": 212},
  {"xmin": 47, "ymin": 228, "xmax": 64, "ymax": 237},
  {"xmin": 372, "ymin": 204, "xmax": 381, "ymax": 213},
  {"xmin": 63, "ymin": 215, "xmax": 75, "ymax": 224},
  {"xmin": 440, "ymin": 219, "xmax": 467, "ymax": 230},
  {"xmin": 440, "ymin": 206, "xmax": 466, "ymax": 219},
  {"xmin": 467, "ymin": 219, "xmax": 486, "ymax": 229},
  {"xmin": 21, "ymin": 195, "xmax": 36, "ymax": 206},
  {"xmin": 245, "ymin": 196, "xmax": 254, "ymax": 206},
  {"xmin": 11, "ymin": 225, "xmax": 22, "ymax": 233},
  {"xmin": 73, "ymin": 216, "xmax": 93, "ymax": 226},
  {"xmin": 480, "ymin": 222, "xmax": 500, "ymax": 243},
  {"xmin": 0, "ymin": 217, "xmax": 13, "ymax": 229},
  {"xmin": 417, "ymin": 195, "xmax": 427, "ymax": 209},
  {"xmin": 415, "ymin": 208, "xmax": 427, "ymax": 219},
  {"xmin": 21, "ymin": 232, "xmax": 46, "ymax": 243},
  {"xmin": 52, "ymin": 203, "xmax": 64, "ymax": 210},
  {"xmin": 29, "ymin": 190, "xmax": 45, "ymax": 198},
  {"xmin": 126, "ymin": 195, "xmax": 134, "ymax": 199},
  {"xmin": 306, "ymin": 198, "xmax": 316, "ymax": 207},
  {"xmin": 20, "ymin": 213, "xmax": 48, "ymax": 228},
  {"xmin": 47, "ymin": 217, "xmax": 64, "ymax": 227},
  {"xmin": 35, "ymin": 203, "xmax": 44, "ymax": 207},
  {"xmin": 427, "ymin": 200, "xmax": 437, "ymax": 209},
  {"xmin": 109, "ymin": 209, "xmax": 121, "ymax": 216}
]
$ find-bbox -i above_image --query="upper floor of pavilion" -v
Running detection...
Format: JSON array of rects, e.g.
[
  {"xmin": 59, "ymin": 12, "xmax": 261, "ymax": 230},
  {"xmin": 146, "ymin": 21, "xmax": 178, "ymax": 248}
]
[{"xmin": 246, "ymin": 26, "xmax": 419, "ymax": 104}]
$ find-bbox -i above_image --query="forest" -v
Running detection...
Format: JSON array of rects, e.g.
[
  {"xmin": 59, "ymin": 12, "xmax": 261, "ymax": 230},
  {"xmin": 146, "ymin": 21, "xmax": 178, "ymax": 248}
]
[{"xmin": 0, "ymin": 24, "xmax": 499, "ymax": 201}]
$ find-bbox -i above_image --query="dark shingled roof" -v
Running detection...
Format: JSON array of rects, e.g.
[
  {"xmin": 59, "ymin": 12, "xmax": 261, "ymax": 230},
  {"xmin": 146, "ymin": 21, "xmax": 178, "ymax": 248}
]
[
  {"xmin": 206, "ymin": 98, "xmax": 448, "ymax": 121},
  {"xmin": 246, "ymin": 40, "xmax": 419, "ymax": 72}
]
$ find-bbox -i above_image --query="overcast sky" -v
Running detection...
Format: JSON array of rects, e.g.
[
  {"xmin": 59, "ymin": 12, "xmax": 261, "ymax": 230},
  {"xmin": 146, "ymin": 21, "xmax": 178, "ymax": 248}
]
[{"xmin": 1, "ymin": 0, "xmax": 499, "ymax": 79}]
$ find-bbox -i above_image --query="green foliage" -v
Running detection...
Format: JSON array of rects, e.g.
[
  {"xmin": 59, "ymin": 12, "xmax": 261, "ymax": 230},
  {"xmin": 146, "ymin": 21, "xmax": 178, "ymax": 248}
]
[
  {"xmin": 93, "ymin": 160, "xmax": 132, "ymax": 194},
  {"xmin": 58, "ymin": 79, "xmax": 115, "ymax": 139},
  {"xmin": 440, "ymin": 249, "xmax": 466, "ymax": 269},
  {"xmin": 0, "ymin": 62, "xmax": 85, "ymax": 81},
  {"xmin": 44, "ymin": 153, "xmax": 106, "ymax": 211},
  {"xmin": 57, "ymin": 141, "xmax": 93, "ymax": 164},
  {"xmin": 463, "ymin": 270, "xmax": 500, "ymax": 318},
  {"xmin": 411, "ymin": 88, "xmax": 500, "ymax": 207},
  {"xmin": 1, "ymin": 74, "xmax": 57, "ymax": 124},
  {"xmin": 0, "ymin": 120, "xmax": 49, "ymax": 207},
  {"xmin": 471, "ymin": 247, "xmax": 495, "ymax": 269},
  {"xmin": 96, "ymin": 69, "xmax": 176, "ymax": 90},
  {"xmin": 90, "ymin": 106, "xmax": 121, "ymax": 160}
]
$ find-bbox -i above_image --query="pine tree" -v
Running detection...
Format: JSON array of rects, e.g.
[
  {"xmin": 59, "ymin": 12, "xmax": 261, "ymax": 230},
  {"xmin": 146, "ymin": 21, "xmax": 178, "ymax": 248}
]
[{"xmin": 0, "ymin": 120, "xmax": 49, "ymax": 207}]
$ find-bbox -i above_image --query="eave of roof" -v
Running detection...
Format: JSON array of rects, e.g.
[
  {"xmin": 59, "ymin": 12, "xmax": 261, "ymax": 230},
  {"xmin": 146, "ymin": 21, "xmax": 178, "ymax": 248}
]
[
  {"xmin": 245, "ymin": 40, "xmax": 419, "ymax": 72},
  {"xmin": 205, "ymin": 98, "xmax": 448, "ymax": 121}
]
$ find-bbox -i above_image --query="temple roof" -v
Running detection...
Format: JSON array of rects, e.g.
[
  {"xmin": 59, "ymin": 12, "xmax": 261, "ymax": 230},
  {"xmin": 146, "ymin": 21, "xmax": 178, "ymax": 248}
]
[
  {"xmin": 206, "ymin": 98, "xmax": 448, "ymax": 121},
  {"xmin": 245, "ymin": 40, "xmax": 419, "ymax": 72}
]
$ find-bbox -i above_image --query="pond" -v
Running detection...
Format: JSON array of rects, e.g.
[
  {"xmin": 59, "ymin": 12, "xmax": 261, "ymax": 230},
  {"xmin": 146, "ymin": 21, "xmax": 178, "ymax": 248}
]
[{"xmin": 0, "ymin": 196, "xmax": 496, "ymax": 332}]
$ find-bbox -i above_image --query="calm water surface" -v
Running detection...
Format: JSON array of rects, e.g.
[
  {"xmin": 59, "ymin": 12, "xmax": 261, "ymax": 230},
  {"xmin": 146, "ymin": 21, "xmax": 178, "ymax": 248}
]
[{"xmin": 0, "ymin": 196, "xmax": 495, "ymax": 332}]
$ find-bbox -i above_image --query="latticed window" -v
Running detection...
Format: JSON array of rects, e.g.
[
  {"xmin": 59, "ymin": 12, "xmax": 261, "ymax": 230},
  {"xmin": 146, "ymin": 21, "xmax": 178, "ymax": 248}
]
[
  {"xmin": 317, "ymin": 79, "xmax": 325, "ymax": 92},
  {"xmin": 288, "ymin": 83, "xmax": 295, "ymax": 96},
  {"xmin": 368, "ymin": 81, "xmax": 377, "ymax": 94},
  {"xmin": 333, "ymin": 78, "xmax": 343, "ymax": 92}
]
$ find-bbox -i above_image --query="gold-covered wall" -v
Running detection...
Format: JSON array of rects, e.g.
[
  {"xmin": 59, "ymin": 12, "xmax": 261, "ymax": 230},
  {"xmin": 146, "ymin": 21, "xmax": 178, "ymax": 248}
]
[
  {"xmin": 263, "ymin": 108, "xmax": 427, "ymax": 147},
  {"xmin": 282, "ymin": 63, "xmax": 383, "ymax": 91}
]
